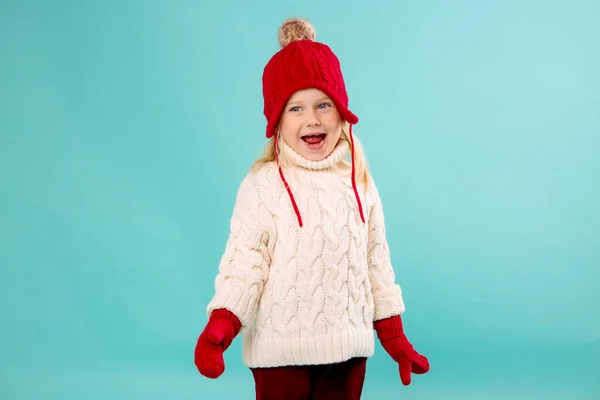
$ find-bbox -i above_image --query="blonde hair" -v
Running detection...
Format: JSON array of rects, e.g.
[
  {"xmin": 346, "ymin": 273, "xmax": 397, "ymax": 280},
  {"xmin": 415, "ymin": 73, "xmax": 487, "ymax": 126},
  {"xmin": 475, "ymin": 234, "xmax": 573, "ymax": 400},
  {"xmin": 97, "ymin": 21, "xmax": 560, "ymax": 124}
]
[{"xmin": 251, "ymin": 123, "xmax": 371, "ymax": 189}]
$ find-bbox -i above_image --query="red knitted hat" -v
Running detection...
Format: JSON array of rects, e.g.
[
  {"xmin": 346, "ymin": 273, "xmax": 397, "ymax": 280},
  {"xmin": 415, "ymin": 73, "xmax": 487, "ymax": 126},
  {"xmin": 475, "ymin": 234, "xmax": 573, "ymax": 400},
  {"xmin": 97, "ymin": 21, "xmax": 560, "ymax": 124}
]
[
  {"xmin": 262, "ymin": 18, "xmax": 359, "ymax": 139},
  {"xmin": 261, "ymin": 18, "xmax": 365, "ymax": 227}
]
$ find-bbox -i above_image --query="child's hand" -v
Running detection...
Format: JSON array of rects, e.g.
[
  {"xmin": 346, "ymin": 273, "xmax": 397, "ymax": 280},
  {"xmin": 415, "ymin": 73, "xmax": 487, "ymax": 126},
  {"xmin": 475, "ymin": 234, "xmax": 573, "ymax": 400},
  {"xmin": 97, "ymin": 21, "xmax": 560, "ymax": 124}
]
[
  {"xmin": 374, "ymin": 315, "xmax": 430, "ymax": 386},
  {"xmin": 194, "ymin": 309, "xmax": 241, "ymax": 379}
]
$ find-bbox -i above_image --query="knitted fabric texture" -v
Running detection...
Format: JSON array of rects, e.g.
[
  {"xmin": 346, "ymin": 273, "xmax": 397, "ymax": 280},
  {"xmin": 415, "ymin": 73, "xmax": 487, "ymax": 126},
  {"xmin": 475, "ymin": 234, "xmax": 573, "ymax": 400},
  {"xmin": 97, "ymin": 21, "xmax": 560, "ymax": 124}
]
[{"xmin": 206, "ymin": 140, "xmax": 405, "ymax": 368}]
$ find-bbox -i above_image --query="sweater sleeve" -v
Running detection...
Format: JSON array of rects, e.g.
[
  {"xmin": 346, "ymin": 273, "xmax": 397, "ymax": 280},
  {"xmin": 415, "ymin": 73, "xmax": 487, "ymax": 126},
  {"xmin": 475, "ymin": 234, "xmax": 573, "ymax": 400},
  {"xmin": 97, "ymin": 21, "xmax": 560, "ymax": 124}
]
[
  {"xmin": 206, "ymin": 173, "xmax": 272, "ymax": 328},
  {"xmin": 367, "ymin": 182, "xmax": 406, "ymax": 321}
]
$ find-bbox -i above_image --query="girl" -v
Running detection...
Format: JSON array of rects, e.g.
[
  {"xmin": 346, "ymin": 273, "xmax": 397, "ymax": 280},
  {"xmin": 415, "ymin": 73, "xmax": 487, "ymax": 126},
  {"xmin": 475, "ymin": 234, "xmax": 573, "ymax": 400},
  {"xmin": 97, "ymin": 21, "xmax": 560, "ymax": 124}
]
[{"xmin": 194, "ymin": 18, "xmax": 429, "ymax": 400}]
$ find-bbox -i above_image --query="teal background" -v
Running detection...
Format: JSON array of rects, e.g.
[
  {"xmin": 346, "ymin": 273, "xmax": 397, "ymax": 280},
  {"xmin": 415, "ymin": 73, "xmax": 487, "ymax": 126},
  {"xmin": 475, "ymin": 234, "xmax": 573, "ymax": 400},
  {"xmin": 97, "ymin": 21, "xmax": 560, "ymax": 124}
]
[{"xmin": 1, "ymin": 0, "xmax": 599, "ymax": 399}]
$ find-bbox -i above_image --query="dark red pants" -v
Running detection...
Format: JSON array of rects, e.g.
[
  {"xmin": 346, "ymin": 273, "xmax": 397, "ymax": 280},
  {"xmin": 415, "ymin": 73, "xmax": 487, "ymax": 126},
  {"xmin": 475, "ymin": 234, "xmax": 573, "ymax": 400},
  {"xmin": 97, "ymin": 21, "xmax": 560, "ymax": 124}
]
[{"xmin": 250, "ymin": 357, "xmax": 367, "ymax": 400}]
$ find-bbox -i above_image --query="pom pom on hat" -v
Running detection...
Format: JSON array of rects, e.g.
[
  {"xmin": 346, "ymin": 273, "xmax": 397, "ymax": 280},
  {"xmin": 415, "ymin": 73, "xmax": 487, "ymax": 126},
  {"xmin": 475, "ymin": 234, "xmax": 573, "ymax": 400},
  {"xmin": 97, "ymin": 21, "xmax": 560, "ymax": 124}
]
[{"xmin": 278, "ymin": 18, "xmax": 316, "ymax": 48}]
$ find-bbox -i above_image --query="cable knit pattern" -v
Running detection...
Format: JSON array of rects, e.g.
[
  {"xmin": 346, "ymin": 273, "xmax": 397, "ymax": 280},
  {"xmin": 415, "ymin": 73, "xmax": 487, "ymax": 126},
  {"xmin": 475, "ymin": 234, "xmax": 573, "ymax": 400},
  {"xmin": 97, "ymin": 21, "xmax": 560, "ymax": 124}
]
[{"xmin": 207, "ymin": 140, "xmax": 405, "ymax": 368}]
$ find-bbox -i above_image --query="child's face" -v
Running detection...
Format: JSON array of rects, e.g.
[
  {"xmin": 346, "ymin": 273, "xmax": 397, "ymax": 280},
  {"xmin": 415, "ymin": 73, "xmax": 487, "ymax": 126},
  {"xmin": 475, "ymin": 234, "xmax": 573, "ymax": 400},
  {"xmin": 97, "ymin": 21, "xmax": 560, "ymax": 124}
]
[{"xmin": 279, "ymin": 88, "xmax": 343, "ymax": 162}]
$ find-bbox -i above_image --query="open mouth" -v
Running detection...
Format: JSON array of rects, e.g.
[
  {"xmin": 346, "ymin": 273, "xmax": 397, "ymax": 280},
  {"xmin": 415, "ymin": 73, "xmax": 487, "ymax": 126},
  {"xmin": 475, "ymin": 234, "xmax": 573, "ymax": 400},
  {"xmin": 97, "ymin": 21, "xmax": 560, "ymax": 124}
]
[{"xmin": 301, "ymin": 133, "xmax": 327, "ymax": 149}]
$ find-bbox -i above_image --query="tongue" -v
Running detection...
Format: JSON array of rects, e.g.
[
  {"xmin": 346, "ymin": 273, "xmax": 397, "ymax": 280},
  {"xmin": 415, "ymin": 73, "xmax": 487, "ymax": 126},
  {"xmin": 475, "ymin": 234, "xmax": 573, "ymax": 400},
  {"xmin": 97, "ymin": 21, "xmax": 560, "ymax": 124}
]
[{"xmin": 303, "ymin": 135, "xmax": 324, "ymax": 144}]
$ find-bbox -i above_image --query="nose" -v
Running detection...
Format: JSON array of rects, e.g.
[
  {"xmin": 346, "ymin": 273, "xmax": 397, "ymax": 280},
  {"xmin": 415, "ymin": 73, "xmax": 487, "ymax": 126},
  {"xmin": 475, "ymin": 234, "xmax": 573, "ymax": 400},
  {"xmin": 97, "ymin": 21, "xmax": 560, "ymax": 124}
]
[{"xmin": 304, "ymin": 109, "xmax": 320, "ymax": 127}]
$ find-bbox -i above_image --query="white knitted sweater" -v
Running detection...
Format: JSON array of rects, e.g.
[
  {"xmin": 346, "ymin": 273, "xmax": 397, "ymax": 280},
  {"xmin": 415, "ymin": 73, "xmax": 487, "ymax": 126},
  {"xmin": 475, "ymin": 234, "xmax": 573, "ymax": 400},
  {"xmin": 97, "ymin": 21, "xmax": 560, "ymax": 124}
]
[{"xmin": 207, "ymin": 139, "xmax": 405, "ymax": 368}]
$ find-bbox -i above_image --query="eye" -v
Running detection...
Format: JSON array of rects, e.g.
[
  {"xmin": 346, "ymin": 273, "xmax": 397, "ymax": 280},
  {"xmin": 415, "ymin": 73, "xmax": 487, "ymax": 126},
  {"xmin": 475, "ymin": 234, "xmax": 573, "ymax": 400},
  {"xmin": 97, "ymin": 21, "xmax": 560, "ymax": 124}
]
[
  {"xmin": 318, "ymin": 102, "xmax": 332, "ymax": 109},
  {"xmin": 289, "ymin": 106, "xmax": 301, "ymax": 112}
]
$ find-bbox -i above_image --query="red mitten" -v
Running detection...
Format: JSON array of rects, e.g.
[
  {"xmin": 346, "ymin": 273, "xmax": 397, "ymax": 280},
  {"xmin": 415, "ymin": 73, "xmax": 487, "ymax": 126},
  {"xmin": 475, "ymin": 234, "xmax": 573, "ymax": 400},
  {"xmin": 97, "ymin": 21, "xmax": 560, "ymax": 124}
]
[
  {"xmin": 194, "ymin": 309, "xmax": 241, "ymax": 379},
  {"xmin": 374, "ymin": 315, "xmax": 429, "ymax": 386}
]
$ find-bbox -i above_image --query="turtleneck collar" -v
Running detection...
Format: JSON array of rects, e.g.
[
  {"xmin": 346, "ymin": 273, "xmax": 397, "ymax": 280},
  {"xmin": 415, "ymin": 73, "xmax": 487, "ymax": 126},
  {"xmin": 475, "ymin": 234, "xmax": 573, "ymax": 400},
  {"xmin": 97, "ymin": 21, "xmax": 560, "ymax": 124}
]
[{"xmin": 280, "ymin": 139, "xmax": 349, "ymax": 170}]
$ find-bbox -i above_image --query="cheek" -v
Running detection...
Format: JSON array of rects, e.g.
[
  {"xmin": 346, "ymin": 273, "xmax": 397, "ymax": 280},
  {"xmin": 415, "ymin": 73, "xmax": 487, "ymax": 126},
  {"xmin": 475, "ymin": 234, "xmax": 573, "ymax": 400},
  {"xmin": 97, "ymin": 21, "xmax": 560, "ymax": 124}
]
[
  {"xmin": 323, "ymin": 113, "xmax": 342, "ymax": 129},
  {"xmin": 327, "ymin": 132, "xmax": 341, "ymax": 145},
  {"xmin": 324, "ymin": 117, "xmax": 342, "ymax": 139},
  {"xmin": 279, "ymin": 118, "xmax": 300, "ymax": 142}
]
